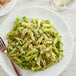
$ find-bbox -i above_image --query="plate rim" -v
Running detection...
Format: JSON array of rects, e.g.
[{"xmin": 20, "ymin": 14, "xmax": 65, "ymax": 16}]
[{"xmin": 0, "ymin": 0, "xmax": 18, "ymax": 16}]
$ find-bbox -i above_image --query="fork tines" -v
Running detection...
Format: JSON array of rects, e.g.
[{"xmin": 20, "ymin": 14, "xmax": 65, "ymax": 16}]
[
  {"xmin": 0, "ymin": 37, "xmax": 5, "ymax": 46},
  {"xmin": 0, "ymin": 37, "xmax": 6, "ymax": 52}
]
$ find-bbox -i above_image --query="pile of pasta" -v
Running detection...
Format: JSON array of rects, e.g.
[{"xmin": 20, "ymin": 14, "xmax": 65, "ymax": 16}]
[{"xmin": 7, "ymin": 16, "xmax": 64, "ymax": 71}]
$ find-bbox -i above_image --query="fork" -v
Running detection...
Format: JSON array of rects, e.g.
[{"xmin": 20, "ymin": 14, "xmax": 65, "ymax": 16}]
[{"xmin": 0, "ymin": 37, "xmax": 23, "ymax": 76}]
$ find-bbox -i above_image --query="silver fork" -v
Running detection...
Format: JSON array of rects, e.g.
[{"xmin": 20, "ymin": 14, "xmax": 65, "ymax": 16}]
[{"xmin": 0, "ymin": 37, "xmax": 23, "ymax": 76}]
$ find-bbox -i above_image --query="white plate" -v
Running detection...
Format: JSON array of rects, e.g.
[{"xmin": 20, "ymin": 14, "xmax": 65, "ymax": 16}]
[
  {"xmin": 0, "ymin": 0, "xmax": 18, "ymax": 16},
  {"xmin": 0, "ymin": 6, "xmax": 73, "ymax": 76}
]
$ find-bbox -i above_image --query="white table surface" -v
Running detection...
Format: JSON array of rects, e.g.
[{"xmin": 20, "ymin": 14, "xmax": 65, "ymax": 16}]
[{"xmin": 0, "ymin": 0, "xmax": 76, "ymax": 76}]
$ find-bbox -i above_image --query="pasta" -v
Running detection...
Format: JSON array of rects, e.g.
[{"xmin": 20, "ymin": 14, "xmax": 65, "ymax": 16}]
[{"xmin": 6, "ymin": 16, "xmax": 64, "ymax": 71}]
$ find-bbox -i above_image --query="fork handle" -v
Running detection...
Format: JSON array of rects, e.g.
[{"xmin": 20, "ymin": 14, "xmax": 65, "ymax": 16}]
[
  {"xmin": 4, "ymin": 53, "xmax": 23, "ymax": 76},
  {"xmin": 10, "ymin": 59, "xmax": 23, "ymax": 76}
]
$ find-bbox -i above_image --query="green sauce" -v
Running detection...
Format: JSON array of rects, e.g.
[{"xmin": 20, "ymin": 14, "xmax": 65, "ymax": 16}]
[{"xmin": 6, "ymin": 16, "xmax": 64, "ymax": 72}]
